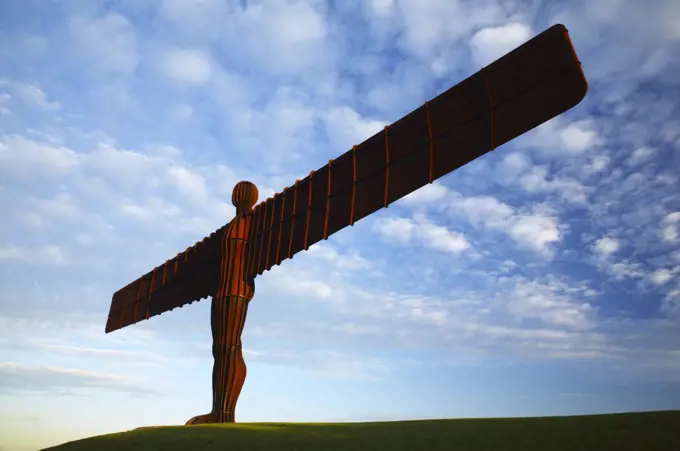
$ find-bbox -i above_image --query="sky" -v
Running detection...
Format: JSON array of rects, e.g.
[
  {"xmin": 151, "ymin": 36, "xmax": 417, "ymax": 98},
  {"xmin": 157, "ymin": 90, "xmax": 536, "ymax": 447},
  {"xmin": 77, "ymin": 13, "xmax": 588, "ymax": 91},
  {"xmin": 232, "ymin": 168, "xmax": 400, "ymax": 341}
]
[{"xmin": 0, "ymin": 0, "xmax": 679, "ymax": 449}]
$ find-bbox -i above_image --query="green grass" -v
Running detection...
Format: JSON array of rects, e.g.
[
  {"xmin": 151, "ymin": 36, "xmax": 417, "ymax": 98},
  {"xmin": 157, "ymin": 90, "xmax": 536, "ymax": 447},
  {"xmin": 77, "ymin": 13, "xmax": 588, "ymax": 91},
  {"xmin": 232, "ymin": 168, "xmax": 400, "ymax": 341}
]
[{"xmin": 43, "ymin": 410, "xmax": 680, "ymax": 451}]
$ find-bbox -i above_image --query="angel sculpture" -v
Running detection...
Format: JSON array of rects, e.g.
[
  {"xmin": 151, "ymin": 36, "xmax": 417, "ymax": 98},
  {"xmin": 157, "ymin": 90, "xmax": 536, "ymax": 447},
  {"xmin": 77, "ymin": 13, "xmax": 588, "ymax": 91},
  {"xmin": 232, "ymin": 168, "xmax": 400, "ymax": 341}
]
[{"xmin": 104, "ymin": 24, "xmax": 588, "ymax": 424}]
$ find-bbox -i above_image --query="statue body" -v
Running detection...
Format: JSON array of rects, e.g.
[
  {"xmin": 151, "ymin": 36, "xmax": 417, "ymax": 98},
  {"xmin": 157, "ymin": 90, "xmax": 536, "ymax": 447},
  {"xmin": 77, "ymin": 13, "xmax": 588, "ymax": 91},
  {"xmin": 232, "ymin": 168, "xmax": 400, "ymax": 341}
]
[{"xmin": 186, "ymin": 182, "xmax": 258, "ymax": 425}]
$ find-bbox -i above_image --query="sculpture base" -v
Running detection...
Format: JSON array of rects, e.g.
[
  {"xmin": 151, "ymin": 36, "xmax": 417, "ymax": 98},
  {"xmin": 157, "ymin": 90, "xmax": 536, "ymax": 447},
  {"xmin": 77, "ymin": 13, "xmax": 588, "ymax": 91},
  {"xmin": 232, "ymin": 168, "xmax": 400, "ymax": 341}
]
[{"xmin": 186, "ymin": 412, "xmax": 235, "ymax": 425}]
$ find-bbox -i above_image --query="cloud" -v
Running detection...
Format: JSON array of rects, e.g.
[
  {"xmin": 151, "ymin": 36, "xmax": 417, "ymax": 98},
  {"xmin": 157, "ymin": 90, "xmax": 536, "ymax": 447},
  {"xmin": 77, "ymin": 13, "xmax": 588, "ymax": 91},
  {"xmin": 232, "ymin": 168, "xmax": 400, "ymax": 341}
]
[
  {"xmin": 32, "ymin": 344, "xmax": 166, "ymax": 364},
  {"xmin": 399, "ymin": 182, "xmax": 565, "ymax": 257},
  {"xmin": 0, "ymin": 363, "xmax": 161, "ymax": 395},
  {"xmin": 157, "ymin": 48, "xmax": 214, "ymax": 85},
  {"xmin": 469, "ymin": 22, "xmax": 532, "ymax": 67},
  {"xmin": 1, "ymin": 81, "xmax": 60, "ymax": 110},
  {"xmin": 0, "ymin": 245, "xmax": 69, "ymax": 266},
  {"xmin": 160, "ymin": 0, "xmax": 232, "ymax": 39},
  {"xmin": 68, "ymin": 12, "xmax": 138, "ymax": 74},
  {"xmin": 255, "ymin": 261, "xmax": 615, "ymax": 364},
  {"xmin": 166, "ymin": 165, "xmax": 208, "ymax": 203},
  {"xmin": 448, "ymin": 193, "xmax": 562, "ymax": 256},
  {"xmin": 522, "ymin": 118, "xmax": 601, "ymax": 156},
  {"xmin": 227, "ymin": 0, "xmax": 330, "ymax": 74},
  {"xmin": 0, "ymin": 135, "xmax": 80, "ymax": 180},
  {"xmin": 305, "ymin": 243, "xmax": 373, "ymax": 271},
  {"xmin": 650, "ymin": 269, "xmax": 674, "ymax": 285},
  {"xmin": 594, "ymin": 237, "xmax": 620, "ymax": 256},
  {"xmin": 626, "ymin": 146, "xmax": 656, "ymax": 166},
  {"xmin": 375, "ymin": 214, "xmax": 470, "ymax": 254},
  {"xmin": 392, "ymin": 0, "xmax": 510, "ymax": 61},
  {"xmin": 502, "ymin": 278, "xmax": 595, "ymax": 330},
  {"xmin": 559, "ymin": 120, "xmax": 600, "ymax": 154},
  {"xmin": 518, "ymin": 166, "xmax": 589, "ymax": 205},
  {"xmin": 580, "ymin": 155, "xmax": 610, "ymax": 178},
  {"xmin": 401, "ymin": 182, "xmax": 449, "ymax": 208},
  {"xmin": 663, "ymin": 290, "xmax": 680, "ymax": 317},
  {"xmin": 662, "ymin": 212, "xmax": 680, "ymax": 243},
  {"xmin": 244, "ymin": 348, "xmax": 390, "ymax": 381},
  {"xmin": 322, "ymin": 106, "xmax": 387, "ymax": 150}
]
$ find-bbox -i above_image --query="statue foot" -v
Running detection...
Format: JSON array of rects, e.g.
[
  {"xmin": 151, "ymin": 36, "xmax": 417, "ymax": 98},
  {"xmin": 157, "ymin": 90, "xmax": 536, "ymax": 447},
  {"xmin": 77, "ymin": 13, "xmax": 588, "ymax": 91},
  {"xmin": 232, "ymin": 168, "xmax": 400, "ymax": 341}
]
[{"xmin": 185, "ymin": 412, "xmax": 217, "ymax": 425}]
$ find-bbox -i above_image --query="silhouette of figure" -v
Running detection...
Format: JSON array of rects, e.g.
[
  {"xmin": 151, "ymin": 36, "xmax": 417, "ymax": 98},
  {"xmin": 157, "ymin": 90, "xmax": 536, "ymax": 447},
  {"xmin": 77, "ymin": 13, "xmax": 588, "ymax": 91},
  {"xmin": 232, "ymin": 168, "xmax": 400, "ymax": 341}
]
[{"xmin": 186, "ymin": 181, "xmax": 258, "ymax": 425}]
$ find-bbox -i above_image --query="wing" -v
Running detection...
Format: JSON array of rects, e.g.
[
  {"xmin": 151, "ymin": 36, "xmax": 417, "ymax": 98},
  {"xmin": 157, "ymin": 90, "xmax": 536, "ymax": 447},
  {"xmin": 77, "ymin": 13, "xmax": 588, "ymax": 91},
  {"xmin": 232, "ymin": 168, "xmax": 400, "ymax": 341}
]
[
  {"xmin": 105, "ymin": 224, "xmax": 228, "ymax": 333},
  {"xmin": 245, "ymin": 24, "xmax": 587, "ymax": 280}
]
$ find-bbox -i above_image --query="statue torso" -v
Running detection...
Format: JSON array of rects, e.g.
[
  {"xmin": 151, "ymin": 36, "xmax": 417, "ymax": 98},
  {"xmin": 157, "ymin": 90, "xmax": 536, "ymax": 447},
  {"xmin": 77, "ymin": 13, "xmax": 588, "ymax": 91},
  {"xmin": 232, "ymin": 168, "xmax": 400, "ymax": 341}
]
[{"xmin": 220, "ymin": 214, "xmax": 255, "ymax": 300}]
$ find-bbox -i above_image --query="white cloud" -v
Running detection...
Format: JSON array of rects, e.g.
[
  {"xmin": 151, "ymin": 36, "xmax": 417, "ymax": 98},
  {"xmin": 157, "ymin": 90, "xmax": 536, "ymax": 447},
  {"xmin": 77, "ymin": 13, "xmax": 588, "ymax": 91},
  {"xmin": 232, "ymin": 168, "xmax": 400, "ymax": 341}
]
[
  {"xmin": 157, "ymin": 48, "xmax": 213, "ymax": 85},
  {"xmin": 0, "ymin": 135, "xmax": 80, "ymax": 180},
  {"xmin": 0, "ymin": 363, "xmax": 160, "ymax": 395},
  {"xmin": 0, "ymin": 245, "xmax": 69, "ymax": 266},
  {"xmin": 393, "ymin": 0, "xmax": 508, "ymax": 60},
  {"xmin": 661, "ymin": 212, "xmax": 680, "ymax": 243},
  {"xmin": 32, "ymin": 343, "xmax": 166, "ymax": 364},
  {"xmin": 322, "ymin": 106, "xmax": 386, "ymax": 150},
  {"xmin": 450, "ymin": 194, "xmax": 514, "ymax": 227},
  {"xmin": 267, "ymin": 268, "xmax": 335, "ymax": 300},
  {"xmin": 306, "ymin": 244, "xmax": 373, "ymax": 271},
  {"xmin": 160, "ymin": 0, "xmax": 231, "ymax": 38},
  {"xmin": 375, "ymin": 214, "xmax": 470, "ymax": 254},
  {"xmin": 166, "ymin": 165, "xmax": 208, "ymax": 203},
  {"xmin": 449, "ymin": 193, "xmax": 562, "ymax": 256},
  {"xmin": 650, "ymin": 269, "xmax": 673, "ymax": 285},
  {"xmin": 469, "ymin": 22, "xmax": 532, "ymax": 67},
  {"xmin": 68, "ymin": 12, "xmax": 138, "ymax": 74},
  {"xmin": 519, "ymin": 166, "xmax": 590, "ymax": 204},
  {"xmin": 366, "ymin": 0, "xmax": 395, "ymax": 18},
  {"xmin": 524, "ymin": 118, "xmax": 601, "ymax": 156},
  {"xmin": 503, "ymin": 278, "xmax": 595, "ymax": 330},
  {"xmin": 581, "ymin": 155, "xmax": 610, "ymax": 177},
  {"xmin": 615, "ymin": 261, "xmax": 648, "ymax": 280},
  {"xmin": 401, "ymin": 182, "xmax": 449, "ymax": 207},
  {"xmin": 594, "ymin": 237, "xmax": 620, "ymax": 256},
  {"xmin": 230, "ymin": 0, "xmax": 330, "ymax": 73},
  {"xmin": 8, "ymin": 82, "xmax": 60, "ymax": 110},
  {"xmin": 374, "ymin": 216, "xmax": 415, "ymax": 243},
  {"xmin": 663, "ymin": 289, "xmax": 680, "ymax": 317},
  {"xmin": 243, "ymin": 348, "xmax": 390, "ymax": 381},
  {"xmin": 398, "ymin": 182, "xmax": 564, "ymax": 256},
  {"xmin": 506, "ymin": 215, "xmax": 562, "ymax": 254},
  {"xmin": 559, "ymin": 120, "xmax": 600, "ymax": 154},
  {"xmin": 417, "ymin": 219, "xmax": 471, "ymax": 254},
  {"xmin": 626, "ymin": 146, "xmax": 655, "ymax": 166},
  {"xmin": 500, "ymin": 152, "xmax": 531, "ymax": 177},
  {"xmin": 591, "ymin": 236, "xmax": 649, "ymax": 283}
]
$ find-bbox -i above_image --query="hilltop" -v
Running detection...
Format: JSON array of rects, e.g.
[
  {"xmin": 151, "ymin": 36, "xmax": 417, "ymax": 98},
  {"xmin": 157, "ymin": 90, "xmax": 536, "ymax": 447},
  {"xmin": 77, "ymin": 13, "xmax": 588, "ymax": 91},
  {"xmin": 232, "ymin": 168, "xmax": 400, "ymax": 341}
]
[{"xmin": 43, "ymin": 410, "xmax": 680, "ymax": 451}]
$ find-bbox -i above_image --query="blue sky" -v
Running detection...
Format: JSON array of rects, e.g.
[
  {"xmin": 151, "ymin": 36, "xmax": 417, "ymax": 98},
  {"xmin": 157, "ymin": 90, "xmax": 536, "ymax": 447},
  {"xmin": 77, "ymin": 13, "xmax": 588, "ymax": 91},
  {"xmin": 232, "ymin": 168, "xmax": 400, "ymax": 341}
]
[{"xmin": 1, "ymin": 0, "xmax": 679, "ymax": 449}]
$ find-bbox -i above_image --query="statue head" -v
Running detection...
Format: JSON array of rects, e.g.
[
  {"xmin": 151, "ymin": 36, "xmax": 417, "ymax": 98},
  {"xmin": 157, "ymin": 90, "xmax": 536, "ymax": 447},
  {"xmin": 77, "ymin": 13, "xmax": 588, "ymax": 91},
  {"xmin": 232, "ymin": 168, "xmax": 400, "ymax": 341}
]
[{"xmin": 232, "ymin": 181, "xmax": 258, "ymax": 215}]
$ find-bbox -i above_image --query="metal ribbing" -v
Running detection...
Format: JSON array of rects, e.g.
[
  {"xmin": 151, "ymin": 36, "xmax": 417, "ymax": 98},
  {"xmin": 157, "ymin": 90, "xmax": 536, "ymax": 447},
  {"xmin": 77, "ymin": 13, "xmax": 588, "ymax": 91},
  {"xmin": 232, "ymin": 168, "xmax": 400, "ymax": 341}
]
[{"xmin": 211, "ymin": 214, "xmax": 254, "ymax": 423}]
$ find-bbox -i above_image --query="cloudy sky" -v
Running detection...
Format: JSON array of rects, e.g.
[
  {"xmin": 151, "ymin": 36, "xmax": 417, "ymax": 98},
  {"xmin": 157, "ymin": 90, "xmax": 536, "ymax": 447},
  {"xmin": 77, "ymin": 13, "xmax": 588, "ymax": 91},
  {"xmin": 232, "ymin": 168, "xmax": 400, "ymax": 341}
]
[{"xmin": 1, "ymin": 0, "xmax": 679, "ymax": 449}]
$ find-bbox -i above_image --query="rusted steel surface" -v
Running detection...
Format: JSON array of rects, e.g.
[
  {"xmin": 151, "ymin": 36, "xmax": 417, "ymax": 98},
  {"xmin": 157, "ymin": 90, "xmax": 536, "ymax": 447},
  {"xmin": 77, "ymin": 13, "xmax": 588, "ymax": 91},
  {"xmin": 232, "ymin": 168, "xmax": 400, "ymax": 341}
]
[
  {"xmin": 185, "ymin": 181, "xmax": 257, "ymax": 425},
  {"xmin": 105, "ymin": 225, "xmax": 226, "ymax": 333},
  {"xmin": 105, "ymin": 24, "xmax": 587, "ymax": 424}
]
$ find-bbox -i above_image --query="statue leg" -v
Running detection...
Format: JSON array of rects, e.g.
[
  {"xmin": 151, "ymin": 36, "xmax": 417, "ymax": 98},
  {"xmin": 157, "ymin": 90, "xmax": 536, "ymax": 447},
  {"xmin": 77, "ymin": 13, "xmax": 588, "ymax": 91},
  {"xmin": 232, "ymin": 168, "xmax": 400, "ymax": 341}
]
[
  {"xmin": 214, "ymin": 294, "xmax": 249, "ymax": 423},
  {"xmin": 185, "ymin": 293, "xmax": 250, "ymax": 425}
]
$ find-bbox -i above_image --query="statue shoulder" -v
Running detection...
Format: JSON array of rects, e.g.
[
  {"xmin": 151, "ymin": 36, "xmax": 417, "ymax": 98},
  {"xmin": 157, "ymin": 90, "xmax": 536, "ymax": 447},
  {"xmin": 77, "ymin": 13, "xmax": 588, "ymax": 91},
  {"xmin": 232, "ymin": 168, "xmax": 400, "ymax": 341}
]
[{"xmin": 224, "ymin": 215, "xmax": 252, "ymax": 239}]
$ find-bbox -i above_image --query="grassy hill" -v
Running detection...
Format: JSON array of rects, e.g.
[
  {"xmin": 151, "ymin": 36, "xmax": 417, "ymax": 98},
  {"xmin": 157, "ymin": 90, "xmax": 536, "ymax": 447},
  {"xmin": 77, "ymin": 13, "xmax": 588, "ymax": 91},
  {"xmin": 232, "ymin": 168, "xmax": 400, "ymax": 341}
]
[{"xmin": 43, "ymin": 410, "xmax": 680, "ymax": 451}]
